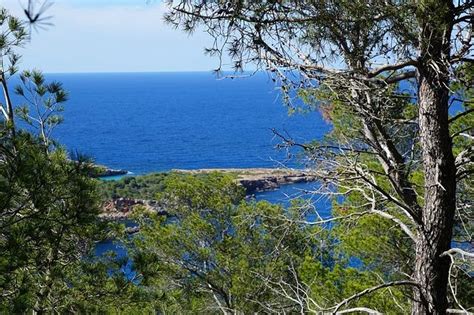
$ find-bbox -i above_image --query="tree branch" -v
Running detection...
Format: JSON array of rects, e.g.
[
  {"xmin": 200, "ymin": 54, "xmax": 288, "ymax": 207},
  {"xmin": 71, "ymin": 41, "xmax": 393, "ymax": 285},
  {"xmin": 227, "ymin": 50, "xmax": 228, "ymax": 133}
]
[
  {"xmin": 440, "ymin": 248, "xmax": 474, "ymax": 260},
  {"xmin": 0, "ymin": 74, "xmax": 14, "ymax": 123},
  {"xmin": 384, "ymin": 70, "xmax": 417, "ymax": 84},
  {"xmin": 368, "ymin": 60, "xmax": 418, "ymax": 78},
  {"xmin": 330, "ymin": 281, "xmax": 419, "ymax": 314},
  {"xmin": 336, "ymin": 307, "xmax": 382, "ymax": 314},
  {"xmin": 449, "ymin": 108, "xmax": 474, "ymax": 124}
]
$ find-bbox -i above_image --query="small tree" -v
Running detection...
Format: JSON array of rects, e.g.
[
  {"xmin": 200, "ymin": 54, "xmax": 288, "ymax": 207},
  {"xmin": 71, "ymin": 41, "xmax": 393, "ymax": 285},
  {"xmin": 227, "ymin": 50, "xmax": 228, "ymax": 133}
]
[
  {"xmin": 15, "ymin": 70, "xmax": 69, "ymax": 149},
  {"xmin": 0, "ymin": 2, "xmax": 114, "ymax": 312},
  {"xmin": 0, "ymin": 7, "xmax": 28, "ymax": 128},
  {"xmin": 0, "ymin": 134, "xmax": 103, "ymax": 313}
]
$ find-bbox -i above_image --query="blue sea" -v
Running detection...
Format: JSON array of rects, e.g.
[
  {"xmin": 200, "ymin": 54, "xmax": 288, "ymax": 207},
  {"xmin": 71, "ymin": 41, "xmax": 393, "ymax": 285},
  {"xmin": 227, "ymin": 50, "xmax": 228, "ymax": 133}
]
[
  {"xmin": 14, "ymin": 72, "xmax": 333, "ymax": 271},
  {"xmin": 15, "ymin": 72, "xmax": 330, "ymax": 277},
  {"xmin": 24, "ymin": 72, "xmax": 330, "ymax": 174},
  {"xmin": 28, "ymin": 73, "xmax": 459, "ymax": 277}
]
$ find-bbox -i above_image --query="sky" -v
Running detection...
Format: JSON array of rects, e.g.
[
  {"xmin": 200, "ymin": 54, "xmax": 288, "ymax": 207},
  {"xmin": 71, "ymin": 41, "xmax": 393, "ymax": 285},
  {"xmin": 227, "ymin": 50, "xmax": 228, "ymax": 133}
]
[{"xmin": 1, "ymin": 0, "xmax": 222, "ymax": 73}]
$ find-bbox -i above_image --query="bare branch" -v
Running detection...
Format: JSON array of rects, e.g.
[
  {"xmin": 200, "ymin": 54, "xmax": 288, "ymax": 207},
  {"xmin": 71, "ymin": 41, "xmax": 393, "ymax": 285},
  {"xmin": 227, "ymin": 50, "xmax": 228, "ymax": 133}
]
[
  {"xmin": 440, "ymin": 248, "xmax": 474, "ymax": 260},
  {"xmin": 330, "ymin": 280, "xmax": 419, "ymax": 313},
  {"xmin": 384, "ymin": 70, "xmax": 417, "ymax": 84},
  {"xmin": 368, "ymin": 60, "xmax": 418, "ymax": 78},
  {"xmin": 336, "ymin": 307, "xmax": 383, "ymax": 314}
]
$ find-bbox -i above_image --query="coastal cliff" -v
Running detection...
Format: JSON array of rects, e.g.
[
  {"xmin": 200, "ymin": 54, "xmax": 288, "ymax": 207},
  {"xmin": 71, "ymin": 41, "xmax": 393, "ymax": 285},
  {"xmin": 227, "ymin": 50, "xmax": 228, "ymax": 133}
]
[
  {"xmin": 100, "ymin": 168, "xmax": 317, "ymax": 220},
  {"xmin": 89, "ymin": 164, "xmax": 128, "ymax": 178},
  {"xmin": 174, "ymin": 168, "xmax": 317, "ymax": 194}
]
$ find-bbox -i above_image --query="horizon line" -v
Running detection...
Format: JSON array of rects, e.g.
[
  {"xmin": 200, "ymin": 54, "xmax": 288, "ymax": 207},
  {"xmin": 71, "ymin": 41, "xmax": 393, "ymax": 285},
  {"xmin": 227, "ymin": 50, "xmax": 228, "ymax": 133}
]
[{"xmin": 42, "ymin": 69, "xmax": 261, "ymax": 75}]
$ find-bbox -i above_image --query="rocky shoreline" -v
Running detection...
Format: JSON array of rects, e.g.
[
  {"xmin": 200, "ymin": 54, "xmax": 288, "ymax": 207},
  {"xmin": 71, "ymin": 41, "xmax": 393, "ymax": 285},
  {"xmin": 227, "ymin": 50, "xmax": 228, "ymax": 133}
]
[
  {"xmin": 174, "ymin": 168, "xmax": 317, "ymax": 194},
  {"xmin": 100, "ymin": 168, "xmax": 317, "ymax": 223},
  {"xmin": 89, "ymin": 164, "xmax": 128, "ymax": 178},
  {"xmin": 100, "ymin": 197, "xmax": 167, "ymax": 220}
]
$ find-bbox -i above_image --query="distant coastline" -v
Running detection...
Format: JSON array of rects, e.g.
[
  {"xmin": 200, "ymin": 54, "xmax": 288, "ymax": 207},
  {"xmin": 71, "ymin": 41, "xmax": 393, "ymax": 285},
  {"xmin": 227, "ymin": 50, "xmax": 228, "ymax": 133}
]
[
  {"xmin": 98, "ymin": 167, "xmax": 318, "ymax": 193},
  {"xmin": 173, "ymin": 168, "xmax": 317, "ymax": 194},
  {"xmin": 99, "ymin": 167, "xmax": 318, "ymax": 222},
  {"xmin": 91, "ymin": 165, "xmax": 128, "ymax": 178}
]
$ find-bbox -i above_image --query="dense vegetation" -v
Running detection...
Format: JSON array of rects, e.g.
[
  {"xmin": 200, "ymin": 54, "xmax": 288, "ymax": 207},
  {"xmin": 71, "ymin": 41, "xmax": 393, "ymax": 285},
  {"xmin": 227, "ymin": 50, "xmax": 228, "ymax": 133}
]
[
  {"xmin": 86, "ymin": 173, "xmax": 416, "ymax": 313},
  {"xmin": 0, "ymin": 6, "xmax": 104, "ymax": 312},
  {"xmin": 165, "ymin": 0, "xmax": 474, "ymax": 313},
  {"xmin": 99, "ymin": 173, "xmax": 169, "ymax": 200},
  {"xmin": 0, "ymin": 1, "xmax": 472, "ymax": 313},
  {"xmin": 0, "ymin": 133, "xmax": 105, "ymax": 312}
]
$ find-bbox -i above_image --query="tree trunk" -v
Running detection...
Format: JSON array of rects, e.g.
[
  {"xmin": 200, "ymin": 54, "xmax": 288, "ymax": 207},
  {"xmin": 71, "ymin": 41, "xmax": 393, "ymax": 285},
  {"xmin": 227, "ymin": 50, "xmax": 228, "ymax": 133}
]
[{"xmin": 413, "ymin": 5, "xmax": 456, "ymax": 310}]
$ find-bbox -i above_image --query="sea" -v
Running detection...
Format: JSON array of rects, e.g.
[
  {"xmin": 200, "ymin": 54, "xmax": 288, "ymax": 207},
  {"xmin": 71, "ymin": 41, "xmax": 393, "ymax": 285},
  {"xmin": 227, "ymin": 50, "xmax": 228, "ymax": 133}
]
[
  {"xmin": 13, "ymin": 72, "xmax": 332, "ymax": 270},
  {"xmin": 13, "ymin": 71, "xmax": 332, "ymax": 203},
  {"xmin": 34, "ymin": 72, "xmax": 330, "ymax": 174},
  {"xmin": 23, "ymin": 72, "xmax": 464, "ymax": 278}
]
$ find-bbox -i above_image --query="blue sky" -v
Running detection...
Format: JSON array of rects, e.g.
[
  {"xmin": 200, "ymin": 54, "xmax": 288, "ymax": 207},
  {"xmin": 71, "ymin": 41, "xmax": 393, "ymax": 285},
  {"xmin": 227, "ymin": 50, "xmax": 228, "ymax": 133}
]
[{"xmin": 3, "ymin": 0, "xmax": 221, "ymax": 73}]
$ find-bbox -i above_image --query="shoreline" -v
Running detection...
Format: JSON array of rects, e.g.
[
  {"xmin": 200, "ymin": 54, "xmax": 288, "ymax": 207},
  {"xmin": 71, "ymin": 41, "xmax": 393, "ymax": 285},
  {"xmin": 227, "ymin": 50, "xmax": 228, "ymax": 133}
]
[
  {"xmin": 173, "ymin": 168, "xmax": 317, "ymax": 194},
  {"xmin": 100, "ymin": 168, "xmax": 317, "ymax": 222}
]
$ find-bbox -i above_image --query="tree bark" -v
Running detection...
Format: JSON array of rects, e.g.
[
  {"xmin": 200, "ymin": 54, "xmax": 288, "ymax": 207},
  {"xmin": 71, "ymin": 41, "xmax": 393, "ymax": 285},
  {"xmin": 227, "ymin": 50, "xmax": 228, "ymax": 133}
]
[
  {"xmin": 414, "ymin": 64, "xmax": 456, "ymax": 315},
  {"xmin": 413, "ymin": 2, "xmax": 456, "ymax": 312}
]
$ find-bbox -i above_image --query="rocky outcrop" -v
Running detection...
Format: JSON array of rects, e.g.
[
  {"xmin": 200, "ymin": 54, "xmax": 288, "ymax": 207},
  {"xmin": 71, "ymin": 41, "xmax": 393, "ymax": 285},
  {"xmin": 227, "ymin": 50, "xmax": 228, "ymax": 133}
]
[
  {"xmin": 100, "ymin": 168, "xmax": 128, "ymax": 177},
  {"xmin": 100, "ymin": 197, "xmax": 166, "ymax": 220},
  {"xmin": 100, "ymin": 168, "xmax": 317, "ymax": 223},
  {"xmin": 174, "ymin": 168, "xmax": 317, "ymax": 194},
  {"xmin": 239, "ymin": 173, "xmax": 315, "ymax": 194},
  {"xmin": 86, "ymin": 162, "xmax": 128, "ymax": 178}
]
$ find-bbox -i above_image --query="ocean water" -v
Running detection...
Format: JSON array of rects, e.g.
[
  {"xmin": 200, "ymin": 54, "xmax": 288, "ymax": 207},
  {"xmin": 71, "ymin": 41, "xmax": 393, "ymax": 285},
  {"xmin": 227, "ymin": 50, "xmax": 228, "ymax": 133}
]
[
  {"xmin": 254, "ymin": 181, "xmax": 332, "ymax": 219},
  {"xmin": 20, "ymin": 72, "xmax": 330, "ymax": 174},
  {"xmin": 97, "ymin": 183, "xmax": 333, "ymax": 279},
  {"xmin": 36, "ymin": 72, "xmax": 332, "ymax": 268}
]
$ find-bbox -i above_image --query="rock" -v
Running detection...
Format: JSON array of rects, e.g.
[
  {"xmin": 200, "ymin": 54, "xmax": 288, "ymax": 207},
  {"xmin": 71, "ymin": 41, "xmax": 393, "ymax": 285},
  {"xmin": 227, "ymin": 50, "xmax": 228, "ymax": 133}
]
[
  {"xmin": 100, "ymin": 197, "xmax": 167, "ymax": 220},
  {"xmin": 173, "ymin": 168, "xmax": 317, "ymax": 194},
  {"xmin": 93, "ymin": 168, "xmax": 128, "ymax": 178},
  {"xmin": 125, "ymin": 226, "xmax": 140, "ymax": 234},
  {"xmin": 240, "ymin": 178, "xmax": 280, "ymax": 194}
]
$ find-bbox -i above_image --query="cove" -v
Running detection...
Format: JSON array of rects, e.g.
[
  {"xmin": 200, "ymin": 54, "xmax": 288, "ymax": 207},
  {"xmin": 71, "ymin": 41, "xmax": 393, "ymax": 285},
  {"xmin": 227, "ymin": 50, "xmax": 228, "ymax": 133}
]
[{"xmin": 94, "ymin": 180, "xmax": 331, "ymax": 279}]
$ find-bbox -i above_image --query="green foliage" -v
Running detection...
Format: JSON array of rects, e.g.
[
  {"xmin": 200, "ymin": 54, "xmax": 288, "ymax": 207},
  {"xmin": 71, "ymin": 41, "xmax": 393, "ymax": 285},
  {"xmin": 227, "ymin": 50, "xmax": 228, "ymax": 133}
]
[
  {"xmin": 0, "ymin": 6, "xmax": 118, "ymax": 311},
  {"xmin": 449, "ymin": 64, "xmax": 474, "ymax": 288},
  {"xmin": 92, "ymin": 60, "xmax": 471, "ymax": 314},
  {"xmin": 98, "ymin": 171, "xmax": 244, "ymax": 201},
  {"xmin": 0, "ymin": 1, "xmax": 469, "ymax": 312},
  {"xmin": 297, "ymin": 67, "xmax": 474, "ymax": 309},
  {"xmin": 296, "ymin": 81, "xmax": 423, "ymax": 311},
  {"xmin": 14, "ymin": 69, "xmax": 69, "ymax": 148},
  {"xmin": 299, "ymin": 257, "xmax": 410, "ymax": 313},
  {"xmin": 124, "ymin": 173, "xmax": 410, "ymax": 313},
  {"xmin": 129, "ymin": 173, "xmax": 303, "ymax": 312},
  {"xmin": 451, "ymin": 64, "xmax": 474, "ymax": 157},
  {"xmin": 56, "ymin": 252, "xmax": 161, "ymax": 313},
  {"xmin": 0, "ymin": 8, "xmax": 28, "ymax": 77},
  {"xmin": 0, "ymin": 133, "xmax": 105, "ymax": 312},
  {"xmin": 98, "ymin": 172, "xmax": 170, "ymax": 200}
]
